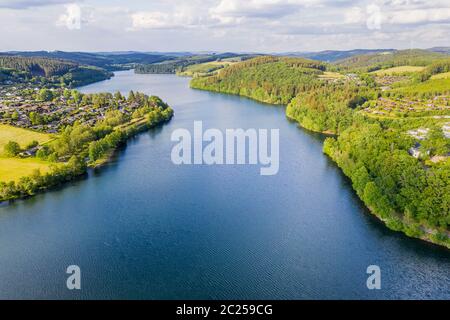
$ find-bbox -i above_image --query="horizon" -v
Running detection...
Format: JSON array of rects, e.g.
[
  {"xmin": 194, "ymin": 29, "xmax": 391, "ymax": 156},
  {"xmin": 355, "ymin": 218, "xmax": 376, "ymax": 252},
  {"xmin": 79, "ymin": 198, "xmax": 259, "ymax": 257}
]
[{"xmin": 1, "ymin": 47, "xmax": 448, "ymax": 55}]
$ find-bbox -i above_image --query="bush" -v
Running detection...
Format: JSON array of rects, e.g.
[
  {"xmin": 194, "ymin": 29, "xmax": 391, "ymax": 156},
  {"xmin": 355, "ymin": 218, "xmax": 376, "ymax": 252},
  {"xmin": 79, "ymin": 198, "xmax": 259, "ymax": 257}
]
[{"xmin": 3, "ymin": 141, "xmax": 21, "ymax": 157}]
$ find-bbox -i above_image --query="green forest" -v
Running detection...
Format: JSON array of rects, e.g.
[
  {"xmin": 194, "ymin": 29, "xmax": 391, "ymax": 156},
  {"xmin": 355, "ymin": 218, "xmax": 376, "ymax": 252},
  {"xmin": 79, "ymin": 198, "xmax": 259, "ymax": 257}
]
[
  {"xmin": 135, "ymin": 53, "xmax": 254, "ymax": 75},
  {"xmin": 0, "ymin": 56, "xmax": 112, "ymax": 87},
  {"xmin": 191, "ymin": 56, "xmax": 326, "ymax": 104}
]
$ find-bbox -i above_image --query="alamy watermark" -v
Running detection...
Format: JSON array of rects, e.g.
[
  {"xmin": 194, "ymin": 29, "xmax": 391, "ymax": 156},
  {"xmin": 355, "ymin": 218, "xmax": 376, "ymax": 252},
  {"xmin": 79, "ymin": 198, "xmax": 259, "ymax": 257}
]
[
  {"xmin": 66, "ymin": 265, "xmax": 81, "ymax": 290},
  {"xmin": 366, "ymin": 265, "xmax": 381, "ymax": 290},
  {"xmin": 171, "ymin": 121, "xmax": 279, "ymax": 176}
]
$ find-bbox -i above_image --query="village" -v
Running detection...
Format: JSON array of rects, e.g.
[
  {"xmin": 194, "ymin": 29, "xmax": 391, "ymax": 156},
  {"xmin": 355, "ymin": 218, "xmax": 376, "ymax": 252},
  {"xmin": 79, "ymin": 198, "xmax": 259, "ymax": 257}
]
[
  {"xmin": 362, "ymin": 96, "xmax": 450, "ymax": 118},
  {"xmin": 0, "ymin": 83, "xmax": 146, "ymax": 134}
]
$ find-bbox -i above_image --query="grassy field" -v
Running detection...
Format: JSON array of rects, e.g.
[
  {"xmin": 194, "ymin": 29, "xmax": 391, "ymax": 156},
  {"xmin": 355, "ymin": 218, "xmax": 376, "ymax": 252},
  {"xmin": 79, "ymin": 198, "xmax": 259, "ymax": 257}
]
[
  {"xmin": 177, "ymin": 61, "xmax": 236, "ymax": 77},
  {"xmin": 318, "ymin": 71, "xmax": 345, "ymax": 79},
  {"xmin": 0, "ymin": 158, "xmax": 52, "ymax": 182},
  {"xmin": 431, "ymin": 71, "xmax": 450, "ymax": 80},
  {"xmin": 0, "ymin": 125, "xmax": 53, "ymax": 152},
  {"xmin": 0, "ymin": 125, "xmax": 55, "ymax": 183},
  {"xmin": 371, "ymin": 66, "xmax": 425, "ymax": 76}
]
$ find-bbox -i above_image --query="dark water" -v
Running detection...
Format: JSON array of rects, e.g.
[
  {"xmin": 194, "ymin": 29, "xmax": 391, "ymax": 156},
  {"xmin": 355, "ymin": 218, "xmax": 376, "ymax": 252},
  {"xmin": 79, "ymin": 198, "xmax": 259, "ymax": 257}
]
[{"xmin": 0, "ymin": 70, "xmax": 448, "ymax": 299}]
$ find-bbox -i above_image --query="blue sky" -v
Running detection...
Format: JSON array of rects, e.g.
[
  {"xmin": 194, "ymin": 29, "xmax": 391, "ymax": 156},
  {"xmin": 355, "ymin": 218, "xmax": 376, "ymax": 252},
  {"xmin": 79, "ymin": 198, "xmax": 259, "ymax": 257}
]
[{"xmin": 0, "ymin": 0, "xmax": 449, "ymax": 52}]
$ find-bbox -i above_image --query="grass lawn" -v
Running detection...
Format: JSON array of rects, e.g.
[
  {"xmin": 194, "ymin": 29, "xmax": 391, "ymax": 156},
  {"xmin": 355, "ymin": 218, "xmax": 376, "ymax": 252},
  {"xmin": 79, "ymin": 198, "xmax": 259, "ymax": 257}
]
[
  {"xmin": 0, "ymin": 125, "xmax": 54, "ymax": 153},
  {"xmin": 372, "ymin": 66, "xmax": 425, "ymax": 76},
  {"xmin": 0, "ymin": 157, "xmax": 52, "ymax": 183}
]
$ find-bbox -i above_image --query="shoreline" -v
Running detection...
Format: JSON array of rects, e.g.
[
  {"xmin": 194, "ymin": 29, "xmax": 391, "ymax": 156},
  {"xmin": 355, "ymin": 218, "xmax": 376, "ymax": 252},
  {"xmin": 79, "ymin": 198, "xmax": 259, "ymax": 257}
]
[
  {"xmin": 193, "ymin": 82, "xmax": 450, "ymax": 250},
  {"xmin": 0, "ymin": 104, "xmax": 173, "ymax": 204}
]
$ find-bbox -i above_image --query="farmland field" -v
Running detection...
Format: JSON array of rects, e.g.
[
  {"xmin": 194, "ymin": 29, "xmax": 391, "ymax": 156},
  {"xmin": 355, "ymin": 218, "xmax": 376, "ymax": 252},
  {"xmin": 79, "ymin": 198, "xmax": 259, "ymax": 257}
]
[
  {"xmin": 0, "ymin": 125, "xmax": 53, "ymax": 152},
  {"xmin": 371, "ymin": 66, "xmax": 425, "ymax": 75},
  {"xmin": 0, "ymin": 158, "xmax": 52, "ymax": 182}
]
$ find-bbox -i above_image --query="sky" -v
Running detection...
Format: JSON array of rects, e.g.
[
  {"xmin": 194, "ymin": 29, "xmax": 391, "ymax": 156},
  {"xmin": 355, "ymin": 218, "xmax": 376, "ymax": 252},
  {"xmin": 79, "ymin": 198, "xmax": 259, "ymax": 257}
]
[{"xmin": 0, "ymin": 0, "xmax": 449, "ymax": 52}]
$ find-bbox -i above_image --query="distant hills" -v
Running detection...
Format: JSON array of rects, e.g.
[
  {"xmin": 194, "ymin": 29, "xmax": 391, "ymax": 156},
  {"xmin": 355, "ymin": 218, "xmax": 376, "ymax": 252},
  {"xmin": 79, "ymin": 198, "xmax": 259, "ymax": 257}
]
[
  {"xmin": 428, "ymin": 47, "xmax": 450, "ymax": 55},
  {"xmin": 0, "ymin": 51, "xmax": 173, "ymax": 70},
  {"xmin": 275, "ymin": 49, "xmax": 396, "ymax": 62},
  {"xmin": 1, "ymin": 48, "xmax": 449, "ymax": 72},
  {"xmin": 333, "ymin": 49, "xmax": 448, "ymax": 71}
]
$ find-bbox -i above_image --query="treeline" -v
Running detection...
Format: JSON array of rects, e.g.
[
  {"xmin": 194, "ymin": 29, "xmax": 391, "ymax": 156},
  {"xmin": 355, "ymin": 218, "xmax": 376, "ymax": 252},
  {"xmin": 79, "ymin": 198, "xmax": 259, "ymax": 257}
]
[
  {"xmin": 416, "ymin": 58, "xmax": 450, "ymax": 82},
  {"xmin": 0, "ymin": 156, "xmax": 88, "ymax": 202},
  {"xmin": 323, "ymin": 121, "xmax": 449, "ymax": 247},
  {"xmin": 191, "ymin": 56, "xmax": 327, "ymax": 104},
  {"xmin": 135, "ymin": 63, "xmax": 180, "ymax": 74},
  {"xmin": 60, "ymin": 66, "xmax": 112, "ymax": 87},
  {"xmin": 88, "ymin": 107, "xmax": 173, "ymax": 162}
]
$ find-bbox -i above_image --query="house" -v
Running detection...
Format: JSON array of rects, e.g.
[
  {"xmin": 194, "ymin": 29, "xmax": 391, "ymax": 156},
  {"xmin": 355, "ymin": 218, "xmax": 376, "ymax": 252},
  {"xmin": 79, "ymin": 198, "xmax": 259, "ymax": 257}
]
[
  {"xmin": 407, "ymin": 128, "xmax": 429, "ymax": 140},
  {"xmin": 443, "ymin": 123, "xmax": 450, "ymax": 139},
  {"xmin": 409, "ymin": 146, "xmax": 422, "ymax": 159},
  {"xmin": 19, "ymin": 146, "xmax": 39, "ymax": 157}
]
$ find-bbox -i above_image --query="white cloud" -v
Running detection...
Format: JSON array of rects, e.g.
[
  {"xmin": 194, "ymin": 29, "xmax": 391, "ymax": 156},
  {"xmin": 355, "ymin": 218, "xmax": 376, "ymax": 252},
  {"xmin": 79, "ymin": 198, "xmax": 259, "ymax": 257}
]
[
  {"xmin": 0, "ymin": 0, "xmax": 449, "ymax": 52},
  {"xmin": 344, "ymin": 7, "xmax": 365, "ymax": 24},
  {"xmin": 388, "ymin": 8, "xmax": 450, "ymax": 25},
  {"xmin": 366, "ymin": 4, "xmax": 382, "ymax": 30},
  {"xmin": 0, "ymin": 0, "xmax": 75, "ymax": 9},
  {"xmin": 130, "ymin": 4, "xmax": 208, "ymax": 30},
  {"xmin": 131, "ymin": 11, "xmax": 174, "ymax": 29},
  {"xmin": 56, "ymin": 3, "xmax": 81, "ymax": 30},
  {"xmin": 209, "ymin": 0, "xmax": 342, "ymax": 21}
]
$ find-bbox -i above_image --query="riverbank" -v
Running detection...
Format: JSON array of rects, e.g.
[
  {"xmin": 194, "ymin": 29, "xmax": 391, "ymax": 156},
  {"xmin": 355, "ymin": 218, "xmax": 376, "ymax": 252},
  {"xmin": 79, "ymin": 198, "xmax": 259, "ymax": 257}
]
[
  {"xmin": 1, "ymin": 71, "xmax": 449, "ymax": 299},
  {"xmin": 191, "ymin": 79, "xmax": 450, "ymax": 250},
  {"xmin": 0, "ymin": 97, "xmax": 174, "ymax": 203}
]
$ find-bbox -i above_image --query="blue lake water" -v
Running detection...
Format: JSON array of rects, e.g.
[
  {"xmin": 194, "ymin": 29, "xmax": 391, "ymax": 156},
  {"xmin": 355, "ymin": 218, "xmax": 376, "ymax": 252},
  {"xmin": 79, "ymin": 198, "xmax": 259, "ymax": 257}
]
[{"xmin": 0, "ymin": 70, "xmax": 448, "ymax": 299}]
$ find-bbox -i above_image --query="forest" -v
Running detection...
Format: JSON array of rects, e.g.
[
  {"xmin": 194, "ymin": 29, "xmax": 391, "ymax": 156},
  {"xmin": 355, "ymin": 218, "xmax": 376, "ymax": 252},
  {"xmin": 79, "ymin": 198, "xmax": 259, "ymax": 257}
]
[
  {"xmin": 189, "ymin": 54, "xmax": 450, "ymax": 248},
  {"xmin": 0, "ymin": 90, "xmax": 173, "ymax": 201},
  {"xmin": 135, "ymin": 53, "xmax": 257, "ymax": 75},
  {"xmin": 191, "ymin": 56, "xmax": 326, "ymax": 104},
  {"xmin": 0, "ymin": 56, "xmax": 112, "ymax": 87}
]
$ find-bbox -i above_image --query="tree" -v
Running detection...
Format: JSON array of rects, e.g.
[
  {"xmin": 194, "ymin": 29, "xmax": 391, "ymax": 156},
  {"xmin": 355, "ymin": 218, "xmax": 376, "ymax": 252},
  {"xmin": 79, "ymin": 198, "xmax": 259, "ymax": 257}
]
[
  {"xmin": 71, "ymin": 90, "xmax": 82, "ymax": 105},
  {"xmin": 11, "ymin": 110, "xmax": 19, "ymax": 121},
  {"xmin": 36, "ymin": 145, "xmax": 51, "ymax": 160},
  {"xmin": 128, "ymin": 90, "xmax": 136, "ymax": 103},
  {"xmin": 4, "ymin": 141, "xmax": 21, "ymax": 157},
  {"xmin": 25, "ymin": 140, "xmax": 39, "ymax": 150},
  {"xmin": 67, "ymin": 155, "xmax": 87, "ymax": 175},
  {"xmin": 38, "ymin": 88, "xmax": 53, "ymax": 101},
  {"xmin": 114, "ymin": 91, "xmax": 123, "ymax": 101},
  {"xmin": 89, "ymin": 140, "xmax": 105, "ymax": 161},
  {"xmin": 29, "ymin": 112, "xmax": 44, "ymax": 125}
]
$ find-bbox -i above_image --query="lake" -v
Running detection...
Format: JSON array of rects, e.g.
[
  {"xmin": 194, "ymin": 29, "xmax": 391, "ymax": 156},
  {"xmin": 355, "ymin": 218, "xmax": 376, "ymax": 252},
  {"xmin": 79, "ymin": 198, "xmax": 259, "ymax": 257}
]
[{"xmin": 0, "ymin": 70, "xmax": 448, "ymax": 299}]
